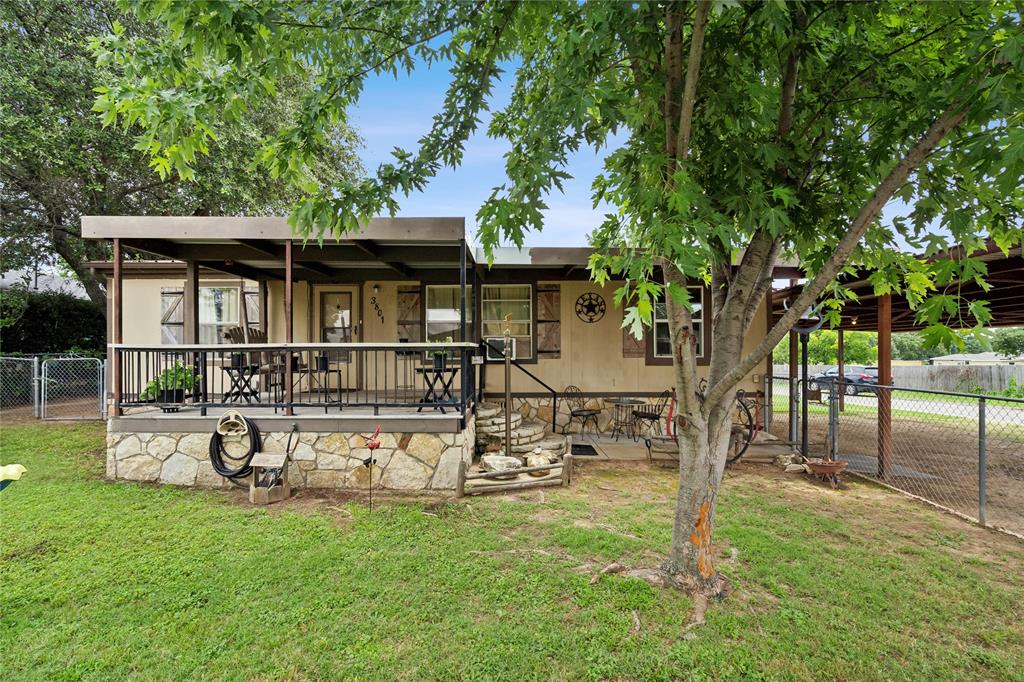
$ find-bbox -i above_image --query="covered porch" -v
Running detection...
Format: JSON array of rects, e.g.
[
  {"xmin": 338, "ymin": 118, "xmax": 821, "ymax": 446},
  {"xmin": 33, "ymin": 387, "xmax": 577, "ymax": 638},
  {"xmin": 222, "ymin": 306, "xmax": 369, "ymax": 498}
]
[{"xmin": 85, "ymin": 216, "xmax": 480, "ymax": 428}]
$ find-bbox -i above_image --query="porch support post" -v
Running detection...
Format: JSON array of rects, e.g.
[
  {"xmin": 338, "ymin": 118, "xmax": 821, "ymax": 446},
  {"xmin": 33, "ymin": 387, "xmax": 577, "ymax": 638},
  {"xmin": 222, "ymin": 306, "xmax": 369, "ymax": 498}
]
[
  {"xmin": 285, "ymin": 240, "xmax": 294, "ymax": 416},
  {"xmin": 459, "ymin": 238, "xmax": 468, "ymax": 414},
  {"xmin": 877, "ymin": 294, "xmax": 892, "ymax": 480},
  {"xmin": 183, "ymin": 260, "xmax": 199, "ymax": 343},
  {"xmin": 183, "ymin": 260, "xmax": 202, "ymax": 408},
  {"xmin": 837, "ymin": 327, "xmax": 845, "ymax": 412},
  {"xmin": 112, "ymin": 238, "xmax": 123, "ymax": 416}
]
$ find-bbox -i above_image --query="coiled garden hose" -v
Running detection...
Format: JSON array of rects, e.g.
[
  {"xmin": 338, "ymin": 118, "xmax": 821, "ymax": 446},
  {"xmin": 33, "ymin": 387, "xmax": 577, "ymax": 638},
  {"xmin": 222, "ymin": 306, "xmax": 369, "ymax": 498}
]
[{"xmin": 209, "ymin": 414, "xmax": 262, "ymax": 480}]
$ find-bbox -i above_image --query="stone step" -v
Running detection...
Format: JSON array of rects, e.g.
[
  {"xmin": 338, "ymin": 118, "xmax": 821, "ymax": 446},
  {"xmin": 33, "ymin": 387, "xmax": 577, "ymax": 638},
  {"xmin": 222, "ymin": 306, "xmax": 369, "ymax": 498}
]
[
  {"xmin": 475, "ymin": 402, "xmax": 503, "ymax": 420},
  {"xmin": 476, "ymin": 411, "xmax": 523, "ymax": 431},
  {"xmin": 510, "ymin": 432, "xmax": 568, "ymax": 455}
]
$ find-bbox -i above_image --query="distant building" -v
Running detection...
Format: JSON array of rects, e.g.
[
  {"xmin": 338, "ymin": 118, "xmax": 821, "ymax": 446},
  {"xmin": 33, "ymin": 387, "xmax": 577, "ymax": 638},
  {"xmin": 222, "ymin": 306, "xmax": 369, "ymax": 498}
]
[
  {"xmin": 929, "ymin": 351, "xmax": 1024, "ymax": 366},
  {"xmin": 0, "ymin": 267, "xmax": 87, "ymax": 298}
]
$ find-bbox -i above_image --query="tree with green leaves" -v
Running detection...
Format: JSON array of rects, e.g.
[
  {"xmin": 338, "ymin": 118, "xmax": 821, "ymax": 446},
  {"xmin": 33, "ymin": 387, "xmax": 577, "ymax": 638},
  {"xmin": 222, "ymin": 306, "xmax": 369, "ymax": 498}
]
[
  {"xmin": 94, "ymin": 1, "xmax": 1022, "ymax": 595},
  {"xmin": 0, "ymin": 0, "xmax": 362, "ymax": 313},
  {"xmin": 772, "ymin": 330, "xmax": 877, "ymax": 365},
  {"xmin": 992, "ymin": 327, "xmax": 1024, "ymax": 358}
]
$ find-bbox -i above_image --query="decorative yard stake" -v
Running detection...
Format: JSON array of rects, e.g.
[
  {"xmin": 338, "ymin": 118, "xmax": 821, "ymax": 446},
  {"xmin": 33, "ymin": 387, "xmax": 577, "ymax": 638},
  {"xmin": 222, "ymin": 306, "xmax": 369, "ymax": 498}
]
[
  {"xmin": 504, "ymin": 313, "xmax": 512, "ymax": 459},
  {"xmin": 361, "ymin": 425, "xmax": 382, "ymax": 512}
]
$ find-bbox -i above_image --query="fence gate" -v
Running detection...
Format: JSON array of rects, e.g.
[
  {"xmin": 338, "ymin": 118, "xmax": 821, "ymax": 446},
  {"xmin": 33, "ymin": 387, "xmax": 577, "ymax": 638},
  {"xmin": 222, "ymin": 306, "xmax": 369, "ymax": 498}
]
[{"xmin": 41, "ymin": 357, "xmax": 105, "ymax": 420}]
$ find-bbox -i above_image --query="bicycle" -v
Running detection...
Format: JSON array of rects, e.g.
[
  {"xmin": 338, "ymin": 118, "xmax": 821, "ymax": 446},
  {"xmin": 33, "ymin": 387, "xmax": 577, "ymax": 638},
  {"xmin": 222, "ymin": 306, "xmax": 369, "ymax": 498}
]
[{"xmin": 643, "ymin": 382, "xmax": 756, "ymax": 465}]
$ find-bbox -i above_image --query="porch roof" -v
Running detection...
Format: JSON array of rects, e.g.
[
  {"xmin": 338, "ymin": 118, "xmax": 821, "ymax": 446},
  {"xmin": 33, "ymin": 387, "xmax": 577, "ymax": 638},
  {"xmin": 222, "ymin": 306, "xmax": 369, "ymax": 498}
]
[{"xmin": 82, "ymin": 216, "xmax": 472, "ymax": 282}]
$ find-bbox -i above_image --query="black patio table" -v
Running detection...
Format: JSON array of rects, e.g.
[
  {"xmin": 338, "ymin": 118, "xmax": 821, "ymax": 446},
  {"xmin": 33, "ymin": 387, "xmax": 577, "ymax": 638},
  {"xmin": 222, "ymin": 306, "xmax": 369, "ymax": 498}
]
[
  {"xmin": 224, "ymin": 364, "xmax": 261, "ymax": 403},
  {"xmin": 416, "ymin": 367, "xmax": 459, "ymax": 413}
]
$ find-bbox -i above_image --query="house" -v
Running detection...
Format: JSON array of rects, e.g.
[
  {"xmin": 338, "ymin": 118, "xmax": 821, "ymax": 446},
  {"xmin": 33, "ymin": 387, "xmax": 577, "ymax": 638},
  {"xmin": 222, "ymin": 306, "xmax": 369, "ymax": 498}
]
[
  {"xmin": 929, "ymin": 352, "xmax": 1024, "ymax": 366},
  {"xmin": 84, "ymin": 216, "xmax": 777, "ymax": 492}
]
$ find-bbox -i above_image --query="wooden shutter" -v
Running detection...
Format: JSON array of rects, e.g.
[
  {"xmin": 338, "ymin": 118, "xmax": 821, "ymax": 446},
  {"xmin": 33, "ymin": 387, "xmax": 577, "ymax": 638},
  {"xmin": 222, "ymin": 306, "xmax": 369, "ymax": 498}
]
[
  {"xmin": 397, "ymin": 286, "xmax": 421, "ymax": 342},
  {"xmin": 537, "ymin": 284, "xmax": 560, "ymax": 359}
]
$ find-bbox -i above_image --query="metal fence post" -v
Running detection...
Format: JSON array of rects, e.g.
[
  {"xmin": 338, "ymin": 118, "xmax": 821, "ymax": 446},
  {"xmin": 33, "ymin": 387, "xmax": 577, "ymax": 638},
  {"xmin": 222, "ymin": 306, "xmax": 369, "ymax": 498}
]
[
  {"xmin": 828, "ymin": 387, "xmax": 839, "ymax": 460},
  {"xmin": 978, "ymin": 396, "xmax": 987, "ymax": 527},
  {"xmin": 32, "ymin": 355, "xmax": 41, "ymax": 418},
  {"xmin": 789, "ymin": 378, "xmax": 799, "ymax": 445}
]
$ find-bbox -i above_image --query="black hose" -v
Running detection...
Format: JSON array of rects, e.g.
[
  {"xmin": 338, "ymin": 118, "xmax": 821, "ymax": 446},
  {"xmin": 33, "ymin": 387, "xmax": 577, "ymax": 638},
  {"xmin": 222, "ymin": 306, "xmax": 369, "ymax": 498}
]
[{"xmin": 209, "ymin": 415, "xmax": 262, "ymax": 480}]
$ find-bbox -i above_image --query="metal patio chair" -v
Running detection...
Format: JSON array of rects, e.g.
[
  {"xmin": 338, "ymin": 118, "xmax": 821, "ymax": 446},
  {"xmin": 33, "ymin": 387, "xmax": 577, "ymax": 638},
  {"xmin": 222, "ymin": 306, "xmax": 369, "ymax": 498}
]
[
  {"xmin": 632, "ymin": 389, "xmax": 672, "ymax": 441},
  {"xmin": 562, "ymin": 385, "xmax": 600, "ymax": 435}
]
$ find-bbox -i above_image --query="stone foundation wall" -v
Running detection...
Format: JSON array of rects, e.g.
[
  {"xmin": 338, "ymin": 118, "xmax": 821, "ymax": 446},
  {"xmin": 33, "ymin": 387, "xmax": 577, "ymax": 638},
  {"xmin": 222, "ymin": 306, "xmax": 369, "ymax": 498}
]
[
  {"xmin": 106, "ymin": 421, "xmax": 475, "ymax": 492},
  {"xmin": 510, "ymin": 396, "xmax": 620, "ymax": 434}
]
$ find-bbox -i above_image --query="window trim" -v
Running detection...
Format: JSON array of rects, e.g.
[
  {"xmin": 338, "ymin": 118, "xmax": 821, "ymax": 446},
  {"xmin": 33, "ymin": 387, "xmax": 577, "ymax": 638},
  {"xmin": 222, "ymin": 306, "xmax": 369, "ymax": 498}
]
[
  {"xmin": 481, "ymin": 283, "xmax": 535, "ymax": 362},
  {"xmin": 645, "ymin": 285, "xmax": 711, "ymax": 366}
]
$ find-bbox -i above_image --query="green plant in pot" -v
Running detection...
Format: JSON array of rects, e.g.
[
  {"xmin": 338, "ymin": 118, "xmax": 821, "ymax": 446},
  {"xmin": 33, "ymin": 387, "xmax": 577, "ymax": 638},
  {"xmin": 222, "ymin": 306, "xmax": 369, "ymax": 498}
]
[
  {"xmin": 140, "ymin": 362, "xmax": 198, "ymax": 410},
  {"xmin": 431, "ymin": 336, "xmax": 454, "ymax": 371}
]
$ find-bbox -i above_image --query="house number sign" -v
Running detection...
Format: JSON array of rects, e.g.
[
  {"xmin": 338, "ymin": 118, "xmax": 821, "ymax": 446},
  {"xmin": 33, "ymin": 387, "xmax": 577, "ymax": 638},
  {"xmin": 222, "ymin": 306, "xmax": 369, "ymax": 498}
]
[
  {"xmin": 370, "ymin": 296, "xmax": 384, "ymax": 324},
  {"xmin": 575, "ymin": 292, "xmax": 606, "ymax": 323}
]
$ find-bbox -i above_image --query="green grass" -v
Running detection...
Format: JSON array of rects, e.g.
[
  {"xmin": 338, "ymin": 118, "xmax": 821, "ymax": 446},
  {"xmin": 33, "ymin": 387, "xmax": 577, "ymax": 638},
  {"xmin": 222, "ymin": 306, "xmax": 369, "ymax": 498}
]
[{"xmin": 3, "ymin": 422, "xmax": 1024, "ymax": 680}]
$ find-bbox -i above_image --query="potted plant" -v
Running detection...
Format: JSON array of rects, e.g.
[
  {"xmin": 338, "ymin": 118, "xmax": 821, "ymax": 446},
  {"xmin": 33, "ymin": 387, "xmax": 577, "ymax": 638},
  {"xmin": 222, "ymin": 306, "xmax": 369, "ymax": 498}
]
[
  {"xmin": 431, "ymin": 336, "xmax": 453, "ymax": 371},
  {"xmin": 140, "ymin": 362, "xmax": 198, "ymax": 412}
]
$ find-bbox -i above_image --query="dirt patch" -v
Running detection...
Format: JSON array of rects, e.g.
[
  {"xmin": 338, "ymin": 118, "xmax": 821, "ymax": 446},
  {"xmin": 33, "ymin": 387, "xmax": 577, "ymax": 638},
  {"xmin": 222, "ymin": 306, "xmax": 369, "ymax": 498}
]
[{"xmin": 770, "ymin": 410, "xmax": 1024, "ymax": 536}]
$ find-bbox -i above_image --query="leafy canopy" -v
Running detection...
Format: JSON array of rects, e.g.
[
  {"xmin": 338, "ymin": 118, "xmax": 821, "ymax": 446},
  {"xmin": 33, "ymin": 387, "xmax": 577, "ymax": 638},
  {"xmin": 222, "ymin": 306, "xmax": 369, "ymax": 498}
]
[
  {"xmin": 1, "ymin": 0, "xmax": 363, "ymax": 307},
  {"xmin": 93, "ymin": 1, "xmax": 1022, "ymax": 352}
]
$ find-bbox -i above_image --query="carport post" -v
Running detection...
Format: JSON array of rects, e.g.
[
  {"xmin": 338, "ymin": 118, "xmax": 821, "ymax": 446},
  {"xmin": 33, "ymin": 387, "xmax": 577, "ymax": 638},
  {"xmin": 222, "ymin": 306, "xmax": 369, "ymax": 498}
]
[
  {"xmin": 837, "ymin": 328, "xmax": 845, "ymax": 412},
  {"xmin": 978, "ymin": 397, "xmax": 987, "ymax": 526},
  {"xmin": 877, "ymin": 294, "xmax": 892, "ymax": 480}
]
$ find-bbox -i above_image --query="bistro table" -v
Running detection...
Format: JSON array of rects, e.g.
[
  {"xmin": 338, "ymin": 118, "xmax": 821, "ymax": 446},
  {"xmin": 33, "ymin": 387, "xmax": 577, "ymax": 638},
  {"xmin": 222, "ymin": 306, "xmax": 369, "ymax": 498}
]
[
  {"xmin": 224, "ymin": 363, "xmax": 261, "ymax": 403},
  {"xmin": 608, "ymin": 398, "xmax": 645, "ymax": 441},
  {"xmin": 416, "ymin": 367, "xmax": 459, "ymax": 413}
]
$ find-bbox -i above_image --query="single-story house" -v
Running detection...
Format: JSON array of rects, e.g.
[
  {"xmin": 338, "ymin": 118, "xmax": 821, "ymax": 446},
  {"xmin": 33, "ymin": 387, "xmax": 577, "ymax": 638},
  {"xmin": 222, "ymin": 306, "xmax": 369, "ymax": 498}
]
[
  {"xmin": 84, "ymin": 216, "xmax": 782, "ymax": 492},
  {"xmin": 929, "ymin": 352, "xmax": 1023, "ymax": 366}
]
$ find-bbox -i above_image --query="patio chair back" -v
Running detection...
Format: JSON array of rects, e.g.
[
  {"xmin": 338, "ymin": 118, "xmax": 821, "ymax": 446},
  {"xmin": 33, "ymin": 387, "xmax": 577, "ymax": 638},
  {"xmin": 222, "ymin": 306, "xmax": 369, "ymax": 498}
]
[
  {"xmin": 223, "ymin": 327, "xmax": 268, "ymax": 344},
  {"xmin": 650, "ymin": 389, "xmax": 672, "ymax": 417},
  {"xmin": 563, "ymin": 385, "xmax": 587, "ymax": 412}
]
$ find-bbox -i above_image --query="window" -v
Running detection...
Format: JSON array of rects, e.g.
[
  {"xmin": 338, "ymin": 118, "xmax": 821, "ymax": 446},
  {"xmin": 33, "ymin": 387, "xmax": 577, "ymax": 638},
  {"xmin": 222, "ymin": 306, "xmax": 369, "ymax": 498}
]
[
  {"xmin": 654, "ymin": 286, "xmax": 703, "ymax": 358},
  {"xmin": 425, "ymin": 285, "xmax": 473, "ymax": 342},
  {"xmin": 199, "ymin": 287, "xmax": 239, "ymax": 344},
  {"xmin": 482, "ymin": 284, "xmax": 533, "ymax": 360},
  {"xmin": 160, "ymin": 286, "xmax": 261, "ymax": 344}
]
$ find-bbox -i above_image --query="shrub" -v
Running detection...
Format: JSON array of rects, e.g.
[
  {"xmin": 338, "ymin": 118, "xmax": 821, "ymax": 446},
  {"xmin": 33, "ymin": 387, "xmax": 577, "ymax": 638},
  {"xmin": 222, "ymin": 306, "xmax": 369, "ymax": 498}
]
[{"xmin": 0, "ymin": 290, "xmax": 105, "ymax": 354}]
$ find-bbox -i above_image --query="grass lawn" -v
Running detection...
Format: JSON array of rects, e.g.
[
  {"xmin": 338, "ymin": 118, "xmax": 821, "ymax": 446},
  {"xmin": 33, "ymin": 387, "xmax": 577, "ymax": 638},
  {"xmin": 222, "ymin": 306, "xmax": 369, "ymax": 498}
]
[{"xmin": 2, "ymin": 422, "xmax": 1023, "ymax": 680}]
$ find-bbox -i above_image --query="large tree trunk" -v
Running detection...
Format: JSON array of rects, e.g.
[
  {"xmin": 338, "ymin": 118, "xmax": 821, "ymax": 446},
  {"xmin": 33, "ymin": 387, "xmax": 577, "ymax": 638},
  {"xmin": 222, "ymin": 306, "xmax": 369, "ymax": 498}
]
[{"xmin": 51, "ymin": 224, "xmax": 108, "ymax": 317}]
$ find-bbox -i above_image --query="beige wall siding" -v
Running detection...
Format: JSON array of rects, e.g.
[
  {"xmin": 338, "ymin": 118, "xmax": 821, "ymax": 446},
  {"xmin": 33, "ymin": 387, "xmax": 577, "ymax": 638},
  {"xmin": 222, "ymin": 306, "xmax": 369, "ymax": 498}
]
[{"xmin": 112, "ymin": 277, "xmax": 768, "ymax": 395}]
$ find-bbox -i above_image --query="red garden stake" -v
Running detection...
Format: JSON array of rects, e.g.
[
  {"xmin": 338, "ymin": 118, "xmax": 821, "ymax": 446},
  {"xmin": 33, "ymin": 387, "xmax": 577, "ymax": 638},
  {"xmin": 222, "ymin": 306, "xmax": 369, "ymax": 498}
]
[{"xmin": 361, "ymin": 425, "xmax": 382, "ymax": 511}]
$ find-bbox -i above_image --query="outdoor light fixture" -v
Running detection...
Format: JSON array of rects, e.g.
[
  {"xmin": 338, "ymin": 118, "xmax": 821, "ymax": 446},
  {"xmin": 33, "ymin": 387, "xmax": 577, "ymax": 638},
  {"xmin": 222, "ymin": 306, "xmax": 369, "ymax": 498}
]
[{"xmin": 372, "ymin": 284, "xmax": 379, "ymax": 294}]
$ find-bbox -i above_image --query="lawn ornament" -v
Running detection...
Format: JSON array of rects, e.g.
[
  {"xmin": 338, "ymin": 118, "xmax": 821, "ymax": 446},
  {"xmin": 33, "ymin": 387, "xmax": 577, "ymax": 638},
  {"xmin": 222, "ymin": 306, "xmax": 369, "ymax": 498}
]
[{"xmin": 361, "ymin": 425, "xmax": 382, "ymax": 511}]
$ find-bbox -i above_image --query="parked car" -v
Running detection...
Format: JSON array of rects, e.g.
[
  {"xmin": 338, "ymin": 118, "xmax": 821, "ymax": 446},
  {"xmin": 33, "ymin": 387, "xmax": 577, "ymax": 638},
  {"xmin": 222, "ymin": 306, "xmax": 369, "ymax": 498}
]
[{"xmin": 808, "ymin": 366, "xmax": 881, "ymax": 395}]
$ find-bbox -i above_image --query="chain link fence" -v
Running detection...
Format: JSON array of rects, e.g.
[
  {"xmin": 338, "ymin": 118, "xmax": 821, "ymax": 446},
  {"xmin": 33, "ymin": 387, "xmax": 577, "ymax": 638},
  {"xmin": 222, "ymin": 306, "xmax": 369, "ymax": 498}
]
[
  {"xmin": 1, "ymin": 355, "xmax": 105, "ymax": 421},
  {"xmin": 766, "ymin": 375, "xmax": 1024, "ymax": 536},
  {"xmin": 0, "ymin": 357, "xmax": 40, "ymax": 418}
]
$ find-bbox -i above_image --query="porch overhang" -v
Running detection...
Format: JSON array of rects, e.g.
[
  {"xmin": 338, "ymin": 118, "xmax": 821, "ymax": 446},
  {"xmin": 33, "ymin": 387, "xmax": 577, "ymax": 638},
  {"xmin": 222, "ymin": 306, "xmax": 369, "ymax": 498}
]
[{"xmin": 82, "ymin": 216, "xmax": 473, "ymax": 281}]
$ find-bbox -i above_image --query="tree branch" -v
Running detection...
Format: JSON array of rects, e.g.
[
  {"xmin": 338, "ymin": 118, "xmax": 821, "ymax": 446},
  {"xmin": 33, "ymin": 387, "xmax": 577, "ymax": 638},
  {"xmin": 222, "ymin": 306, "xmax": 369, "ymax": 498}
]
[
  {"xmin": 675, "ymin": 0, "xmax": 711, "ymax": 164},
  {"xmin": 705, "ymin": 102, "xmax": 970, "ymax": 410}
]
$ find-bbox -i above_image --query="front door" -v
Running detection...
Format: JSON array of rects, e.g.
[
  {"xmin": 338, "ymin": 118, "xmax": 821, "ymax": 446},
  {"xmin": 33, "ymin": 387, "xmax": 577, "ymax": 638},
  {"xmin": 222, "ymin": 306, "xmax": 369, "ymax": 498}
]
[{"xmin": 317, "ymin": 287, "xmax": 360, "ymax": 393}]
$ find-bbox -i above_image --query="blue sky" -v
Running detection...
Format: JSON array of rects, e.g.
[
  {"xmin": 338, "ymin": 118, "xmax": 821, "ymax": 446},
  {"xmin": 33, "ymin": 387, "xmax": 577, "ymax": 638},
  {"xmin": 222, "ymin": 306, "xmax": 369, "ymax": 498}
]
[
  {"xmin": 349, "ymin": 62, "xmax": 610, "ymax": 248},
  {"xmin": 349, "ymin": 60, "xmax": 914, "ymax": 252}
]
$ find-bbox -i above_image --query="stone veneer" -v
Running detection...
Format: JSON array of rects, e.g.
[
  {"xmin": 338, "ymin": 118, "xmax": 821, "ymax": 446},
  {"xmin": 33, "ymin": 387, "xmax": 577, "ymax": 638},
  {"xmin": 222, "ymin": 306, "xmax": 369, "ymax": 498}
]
[
  {"xmin": 509, "ymin": 395, "xmax": 623, "ymax": 434},
  {"xmin": 106, "ymin": 417, "xmax": 475, "ymax": 492}
]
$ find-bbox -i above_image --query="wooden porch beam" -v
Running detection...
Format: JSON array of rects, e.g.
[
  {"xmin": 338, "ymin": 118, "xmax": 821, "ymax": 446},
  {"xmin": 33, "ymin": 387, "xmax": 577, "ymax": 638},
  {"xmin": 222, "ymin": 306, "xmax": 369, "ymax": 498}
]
[
  {"xmin": 195, "ymin": 260, "xmax": 282, "ymax": 281},
  {"xmin": 112, "ymin": 238, "xmax": 123, "ymax": 416},
  {"xmin": 352, "ymin": 239, "xmax": 411, "ymax": 277}
]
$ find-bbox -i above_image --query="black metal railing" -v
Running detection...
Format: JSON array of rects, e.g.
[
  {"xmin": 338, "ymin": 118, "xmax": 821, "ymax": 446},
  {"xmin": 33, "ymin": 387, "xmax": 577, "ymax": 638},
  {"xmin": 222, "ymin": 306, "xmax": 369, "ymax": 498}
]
[
  {"xmin": 111, "ymin": 342, "xmax": 478, "ymax": 416},
  {"xmin": 479, "ymin": 340, "xmax": 559, "ymax": 432}
]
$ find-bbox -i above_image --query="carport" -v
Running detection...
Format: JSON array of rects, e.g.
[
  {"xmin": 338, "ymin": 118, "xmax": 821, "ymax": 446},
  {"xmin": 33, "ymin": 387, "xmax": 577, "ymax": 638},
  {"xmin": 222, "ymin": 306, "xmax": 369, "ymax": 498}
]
[{"xmin": 771, "ymin": 240, "xmax": 1024, "ymax": 479}]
